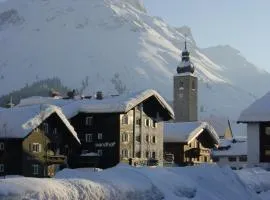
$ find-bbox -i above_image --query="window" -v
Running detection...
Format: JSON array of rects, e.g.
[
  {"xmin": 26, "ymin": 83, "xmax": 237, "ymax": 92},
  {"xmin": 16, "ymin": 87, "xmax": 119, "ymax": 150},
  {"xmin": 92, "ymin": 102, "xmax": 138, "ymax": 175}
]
[
  {"xmin": 32, "ymin": 143, "xmax": 41, "ymax": 153},
  {"xmin": 32, "ymin": 164, "xmax": 39, "ymax": 175},
  {"xmin": 135, "ymin": 151, "xmax": 141, "ymax": 158},
  {"xmin": 231, "ymin": 167, "xmax": 237, "ymax": 170},
  {"xmin": 136, "ymin": 135, "xmax": 141, "ymax": 142},
  {"xmin": 152, "ymin": 136, "xmax": 156, "ymax": 144},
  {"xmin": 122, "ymin": 133, "xmax": 129, "ymax": 142},
  {"xmin": 145, "ymin": 151, "xmax": 149, "ymax": 158},
  {"xmin": 52, "ymin": 128, "xmax": 57, "ymax": 135},
  {"xmin": 239, "ymin": 155, "xmax": 247, "ymax": 162},
  {"xmin": 85, "ymin": 134, "xmax": 93, "ymax": 143},
  {"xmin": 146, "ymin": 135, "xmax": 150, "ymax": 143},
  {"xmin": 228, "ymin": 156, "xmax": 237, "ymax": 162},
  {"xmin": 265, "ymin": 127, "xmax": 270, "ymax": 136},
  {"xmin": 85, "ymin": 117, "xmax": 93, "ymax": 126},
  {"xmin": 145, "ymin": 119, "xmax": 150, "ymax": 127},
  {"xmin": 152, "ymin": 121, "xmax": 157, "ymax": 128},
  {"xmin": 0, "ymin": 142, "xmax": 4, "ymax": 151},
  {"xmin": 136, "ymin": 117, "xmax": 141, "ymax": 125},
  {"xmin": 265, "ymin": 150, "xmax": 270, "ymax": 156},
  {"xmin": 192, "ymin": 80, "xmax": 196, "ymax": 90},
  {"xmin": 98, "ymin": 133, "xmax": 103, "ymax": 140},
  {"xmin": 212, "ymin": 157, "xmax": 219, "ymax": 162},
  {"xmin": 122, "ymin": 149, "xmax": 129, "ymax": 158},
  {"xmin": 152, "ymin": 152, "xmax": 156, "ymax": 159},
  {"xmin": 33, "ymin": 128, "xmax": 40, "ymax": 132},
  {"xmin": 97, "ymin": 149, "xmax": 103, "ymax": 156},
  {"xmin": 204, "ymin": 156, "xmax": 208, "ymax": 162},
  {"xmin": 0, "ymin": 164, "xmax": 4, "ymax": 173},
  {"xmin": 122, "ymin": 115, "xmax": 129, "ymax": 125},
  {"xmin": 43, "ymin": 123, "xmax": 49, "ymax": 134},
  {"xmin": 179, "ymin": 81, "xmax": 184, "ymax": 89}
]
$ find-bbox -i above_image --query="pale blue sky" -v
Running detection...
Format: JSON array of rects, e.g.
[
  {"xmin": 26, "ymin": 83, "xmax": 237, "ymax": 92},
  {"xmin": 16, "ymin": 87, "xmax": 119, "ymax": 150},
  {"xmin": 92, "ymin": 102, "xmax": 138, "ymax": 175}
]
[{"xmin": 144, "ymin": 0, "xmax": 270, "ymax": 72}]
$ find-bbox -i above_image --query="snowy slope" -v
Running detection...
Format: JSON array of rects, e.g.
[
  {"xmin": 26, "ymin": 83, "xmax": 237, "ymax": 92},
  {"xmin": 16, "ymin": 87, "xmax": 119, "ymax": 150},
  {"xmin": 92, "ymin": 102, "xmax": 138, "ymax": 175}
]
[
  {"xmin": 0, "ymin": 164, "xmax": 265, "ymax": 200},
  {"xmin": 0, "ymin": 0, "xmax": 268, "ymax": 122}
]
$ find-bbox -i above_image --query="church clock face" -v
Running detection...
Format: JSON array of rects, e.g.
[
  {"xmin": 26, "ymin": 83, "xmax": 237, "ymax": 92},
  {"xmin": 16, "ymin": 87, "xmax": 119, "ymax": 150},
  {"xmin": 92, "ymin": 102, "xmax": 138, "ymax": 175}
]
[{"xmin": 179, "ymin": 93, "xmax": 184, "ymax": 98}]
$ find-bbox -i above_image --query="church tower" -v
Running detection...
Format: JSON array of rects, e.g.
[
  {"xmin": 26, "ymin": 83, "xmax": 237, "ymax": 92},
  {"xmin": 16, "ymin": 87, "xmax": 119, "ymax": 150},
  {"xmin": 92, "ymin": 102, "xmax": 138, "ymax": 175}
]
[{"xmin": 173, "ymin": 38, "xmax": 198, "ymax": 122}]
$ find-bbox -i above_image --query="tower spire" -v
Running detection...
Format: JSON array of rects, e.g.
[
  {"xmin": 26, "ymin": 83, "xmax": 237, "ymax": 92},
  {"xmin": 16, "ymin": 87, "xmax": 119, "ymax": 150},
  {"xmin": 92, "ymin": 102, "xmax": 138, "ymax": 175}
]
[
  {"xmin": 184, "ymin": 34, "xmax": 187, "ymax": 50},
  {"xmin": 176, "ymin": 34, "xmax": 195, "ymax": 74}
]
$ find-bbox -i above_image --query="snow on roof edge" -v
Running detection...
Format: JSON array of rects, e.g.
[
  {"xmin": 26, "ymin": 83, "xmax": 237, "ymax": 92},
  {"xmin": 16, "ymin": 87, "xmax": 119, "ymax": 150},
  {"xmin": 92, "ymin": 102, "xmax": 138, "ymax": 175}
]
[
  {"xmin": 22, "ymin": 105, "xmax": 80, "ymax": 143},
  {"xmin": 123, "ymin": 89, "xmax": 174, "ymax": 119}
]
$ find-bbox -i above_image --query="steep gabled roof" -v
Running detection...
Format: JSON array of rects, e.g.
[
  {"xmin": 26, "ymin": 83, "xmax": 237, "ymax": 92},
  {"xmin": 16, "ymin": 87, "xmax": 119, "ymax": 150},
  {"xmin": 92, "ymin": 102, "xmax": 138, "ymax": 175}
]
[
  {"xmin": 238, "ymin": 91, "xmax": 270, "ymax": 123},
  {"xmin": 212, "ymin": 138, "xmax": 247, "ymax": 157},
  {"xmin": 0, "ymin": 105, "xmax": 80, "ymax": 143},
  {"xmin": 18, "ymin": 89, "xmax": 174, "ymax": 120},
  {"xmin": 164, "ymin": 121, "xmax": 219, "ymax": 144}
]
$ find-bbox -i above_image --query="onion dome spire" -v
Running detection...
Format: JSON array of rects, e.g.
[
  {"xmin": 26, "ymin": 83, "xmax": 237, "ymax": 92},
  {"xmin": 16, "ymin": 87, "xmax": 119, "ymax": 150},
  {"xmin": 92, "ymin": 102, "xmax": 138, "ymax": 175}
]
[{"xmin": 177, "ymin": 35, "xmax": 195, "ymax": 74}]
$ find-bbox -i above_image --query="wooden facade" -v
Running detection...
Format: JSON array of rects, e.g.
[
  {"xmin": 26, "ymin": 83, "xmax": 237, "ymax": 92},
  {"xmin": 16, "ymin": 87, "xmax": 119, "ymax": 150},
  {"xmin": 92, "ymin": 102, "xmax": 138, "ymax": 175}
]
[
  {"xmin": 164, "ymin": 129, "xmax": 215, "ymax": 166},
  {"xmin": 0, "ymin": 113, "xmax": 80, "ymax": 177}
]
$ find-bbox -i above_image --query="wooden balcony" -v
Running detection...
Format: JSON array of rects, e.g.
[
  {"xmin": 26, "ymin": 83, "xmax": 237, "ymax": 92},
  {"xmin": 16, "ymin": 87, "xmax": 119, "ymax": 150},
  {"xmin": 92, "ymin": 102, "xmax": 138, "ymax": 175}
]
[
  {"xmin": 185, "ymin": 148, "xmax": 210, "ymax": 157},
  {"xmin": 47, "ymin": 155, "xmax": 66, "ymax": 165}
]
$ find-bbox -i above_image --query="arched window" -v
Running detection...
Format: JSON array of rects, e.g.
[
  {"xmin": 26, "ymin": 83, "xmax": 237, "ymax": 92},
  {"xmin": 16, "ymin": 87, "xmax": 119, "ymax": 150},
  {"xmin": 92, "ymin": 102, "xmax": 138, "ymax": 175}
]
[
  {"xmin": 179, "ymin": 81, "xmax": 184, "ymax": 90},
  {"xmin": 121, "ymin": 132, "xmax": 129, "ymax": 142},
  {"xmin": 192, "ymin": 80, "xmax": 196, "ymax": 90}
]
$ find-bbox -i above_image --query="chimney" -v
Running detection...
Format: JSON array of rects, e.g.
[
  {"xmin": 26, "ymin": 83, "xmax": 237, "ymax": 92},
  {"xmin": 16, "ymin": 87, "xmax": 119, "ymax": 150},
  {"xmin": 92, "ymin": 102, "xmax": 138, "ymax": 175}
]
[{"xmin": 96, "ymin": 91, "xmax": 103, "ymax": 100}]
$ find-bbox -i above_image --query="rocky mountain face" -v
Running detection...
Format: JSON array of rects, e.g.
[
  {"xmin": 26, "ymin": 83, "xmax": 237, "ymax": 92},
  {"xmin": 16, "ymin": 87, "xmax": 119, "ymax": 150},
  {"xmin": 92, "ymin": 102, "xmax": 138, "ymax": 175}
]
[{"xmin": 0, "ymin": 0, "xmax": 269, "ymax": 134}]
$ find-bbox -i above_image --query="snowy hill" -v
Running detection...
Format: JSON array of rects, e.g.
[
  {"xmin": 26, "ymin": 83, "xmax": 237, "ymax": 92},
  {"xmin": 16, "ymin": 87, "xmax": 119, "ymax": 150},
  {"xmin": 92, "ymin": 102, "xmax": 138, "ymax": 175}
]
[
  {"xmin": 0, "ymin": 0, "xmax": 269, "ymax": 125},
  {"xmin": 1, "ymin": 164, "xmax": 269, "ymax": 200}
]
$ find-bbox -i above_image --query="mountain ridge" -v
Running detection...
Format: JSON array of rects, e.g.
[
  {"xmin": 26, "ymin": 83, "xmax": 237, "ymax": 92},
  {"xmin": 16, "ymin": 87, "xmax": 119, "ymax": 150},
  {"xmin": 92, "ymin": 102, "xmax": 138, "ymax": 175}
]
[{"xmin": 0, "ymin": 0, "xmax": 269, "ymax": 126}]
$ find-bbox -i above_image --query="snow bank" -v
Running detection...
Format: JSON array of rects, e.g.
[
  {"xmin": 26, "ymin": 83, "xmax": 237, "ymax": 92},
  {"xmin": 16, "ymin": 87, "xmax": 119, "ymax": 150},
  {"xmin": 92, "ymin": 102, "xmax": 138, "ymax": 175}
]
[
  {"xmin": 0, "ymin": 164, "xmax": 266, "ymax": 200},
  {"xmin": 237, "ymin": 167, "xmax": 270, "ymax": 194}
]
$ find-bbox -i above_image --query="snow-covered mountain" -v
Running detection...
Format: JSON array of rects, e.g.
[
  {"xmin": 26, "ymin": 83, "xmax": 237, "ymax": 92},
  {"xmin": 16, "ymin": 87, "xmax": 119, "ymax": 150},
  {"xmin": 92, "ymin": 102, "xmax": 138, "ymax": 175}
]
[{"xmin": 0, "ymin": 0, "xmax": 269, "ymax": 127}]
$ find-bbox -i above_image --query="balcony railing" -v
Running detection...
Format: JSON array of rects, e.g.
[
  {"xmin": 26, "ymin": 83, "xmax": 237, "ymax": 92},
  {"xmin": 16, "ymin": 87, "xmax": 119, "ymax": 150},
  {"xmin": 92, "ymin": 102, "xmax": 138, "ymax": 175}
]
[
  {"xmin": 185, "ymin": 148, "xmax": 210, "ymax": 157},
  {"xmin": 47, "ymin": 155, "xmax": 66, "ymax": 165}
]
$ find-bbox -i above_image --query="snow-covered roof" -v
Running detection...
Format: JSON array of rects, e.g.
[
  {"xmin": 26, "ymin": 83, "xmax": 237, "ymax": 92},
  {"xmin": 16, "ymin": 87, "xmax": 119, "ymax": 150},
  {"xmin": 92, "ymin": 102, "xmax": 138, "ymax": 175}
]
[
  {"xmin": 212, "ymin": 138, "xmax": 247, "ymax": 157},
  {"xmin": 0, "ymin": 105, "xmax": 80, "ymax": 143},
  {"xmin": 18, "ymin": 89, "xmax": 174, "ymax": 120},
  {"xmin": 238, "ymin": 91, "xmax": 270, "ymax": 123},
  {"xmin": 164, "ymin": 121, "xmax": 219, "ymax": 144}
]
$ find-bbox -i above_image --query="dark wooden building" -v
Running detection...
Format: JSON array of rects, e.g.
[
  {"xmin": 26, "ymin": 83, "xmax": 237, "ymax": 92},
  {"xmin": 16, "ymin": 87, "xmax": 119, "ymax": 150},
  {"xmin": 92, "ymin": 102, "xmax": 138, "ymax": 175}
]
[
  {"xmin": 19, "ymin": 89, "xmax": 174, "ymax": 169},
  {"xmin": 0, "ymin": 105, "xmax": 80, "ymax": 177},
  {"xmin": 164, "ymin": 121, "xmax": 219, "ymax": 166}
]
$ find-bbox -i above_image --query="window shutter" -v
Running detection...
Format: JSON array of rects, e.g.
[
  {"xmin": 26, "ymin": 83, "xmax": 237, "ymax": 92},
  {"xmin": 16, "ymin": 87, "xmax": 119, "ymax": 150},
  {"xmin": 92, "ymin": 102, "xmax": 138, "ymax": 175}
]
[{"xmin": 29, "ymin": 143, "xmax": 32, "ymax": 152}]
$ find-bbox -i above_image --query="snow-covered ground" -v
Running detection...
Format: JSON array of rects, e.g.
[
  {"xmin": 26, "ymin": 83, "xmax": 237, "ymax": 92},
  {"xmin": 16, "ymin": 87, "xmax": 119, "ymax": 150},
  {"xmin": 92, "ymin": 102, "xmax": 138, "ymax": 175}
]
[{"xmin": 0, "ymin": 164, "xmax": 269, "ymax": 200}]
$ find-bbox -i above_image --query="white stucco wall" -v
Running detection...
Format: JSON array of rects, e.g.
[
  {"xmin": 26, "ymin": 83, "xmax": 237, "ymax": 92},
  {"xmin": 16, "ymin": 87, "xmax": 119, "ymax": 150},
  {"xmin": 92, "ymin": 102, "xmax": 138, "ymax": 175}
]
[{"xmin": 247, "ymin": 123, "xmax": 260, "ymax": 166}]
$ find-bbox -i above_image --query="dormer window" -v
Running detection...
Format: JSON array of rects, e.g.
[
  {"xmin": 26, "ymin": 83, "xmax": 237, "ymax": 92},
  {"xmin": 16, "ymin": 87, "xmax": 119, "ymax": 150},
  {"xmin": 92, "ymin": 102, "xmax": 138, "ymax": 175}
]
[{"xmin": 85, "ymin": 117, "xmax": 93, "ymax": 126}]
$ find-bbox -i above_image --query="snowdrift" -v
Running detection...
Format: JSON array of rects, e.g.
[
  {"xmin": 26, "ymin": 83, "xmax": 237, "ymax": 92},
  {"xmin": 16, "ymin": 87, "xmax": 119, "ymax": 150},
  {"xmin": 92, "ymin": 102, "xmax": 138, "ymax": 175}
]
[{"xmin": 0, "ymin": 164, "xmax": 268, "ymax": 200}]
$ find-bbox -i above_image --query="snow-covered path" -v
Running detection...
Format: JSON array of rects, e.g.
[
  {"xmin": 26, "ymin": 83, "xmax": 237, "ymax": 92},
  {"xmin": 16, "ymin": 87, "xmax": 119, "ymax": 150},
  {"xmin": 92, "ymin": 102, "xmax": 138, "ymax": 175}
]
[{"xmin": 0, "ymin": 164, "xmax": 269, "ymax": 200}]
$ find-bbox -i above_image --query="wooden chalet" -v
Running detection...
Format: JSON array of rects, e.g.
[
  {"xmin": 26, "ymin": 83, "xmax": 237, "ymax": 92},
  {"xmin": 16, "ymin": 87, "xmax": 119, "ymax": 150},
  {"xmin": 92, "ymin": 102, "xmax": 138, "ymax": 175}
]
[
  {"xmin": 18, "ymin": 89, "xmax": 174, "ymax": 168},
  {"xmin": 0, "ymin": 105, "xmax": 80, "ymax": 177},
  {"xmin": 164, "ymin": 121, "xmax": 219, "ymax": 166}
]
